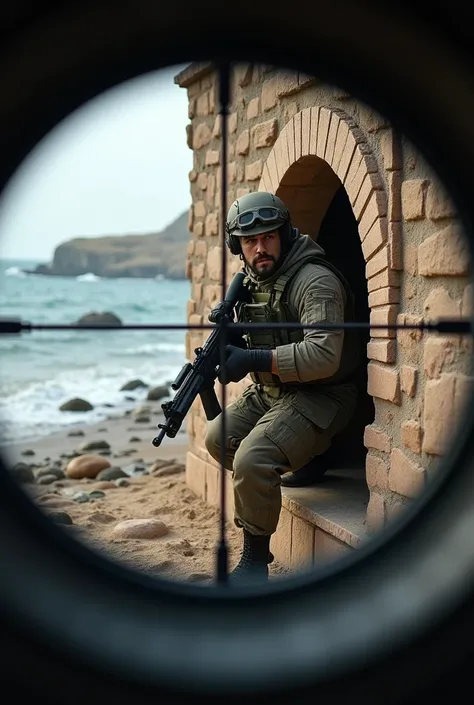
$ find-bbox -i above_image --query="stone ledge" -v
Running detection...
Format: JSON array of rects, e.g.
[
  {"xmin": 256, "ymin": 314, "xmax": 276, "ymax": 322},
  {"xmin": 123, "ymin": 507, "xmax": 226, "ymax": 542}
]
[
  {"xmin": 174, "ymin": 62, "xmax": 214, "ymax": 87},
  {"xmin": 185, "ymin": 450, "xmax": 370, "ymax": 569},
  {"xmin": 282, "ymin": 467, "xmax": 369, "ymax": 549}
]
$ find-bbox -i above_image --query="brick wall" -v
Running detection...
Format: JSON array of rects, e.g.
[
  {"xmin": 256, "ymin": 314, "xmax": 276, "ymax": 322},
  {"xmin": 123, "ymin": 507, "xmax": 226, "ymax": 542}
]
[{"xmin": 175, "ymin": 62, "xmax": 473, "ymax": 535}]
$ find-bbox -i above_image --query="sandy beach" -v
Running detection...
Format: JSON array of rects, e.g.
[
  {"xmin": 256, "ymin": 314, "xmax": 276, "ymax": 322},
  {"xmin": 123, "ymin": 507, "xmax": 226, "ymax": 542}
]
[{"xmin": 2, "ymin": 398, "xmax": 289, "ymax": 585}]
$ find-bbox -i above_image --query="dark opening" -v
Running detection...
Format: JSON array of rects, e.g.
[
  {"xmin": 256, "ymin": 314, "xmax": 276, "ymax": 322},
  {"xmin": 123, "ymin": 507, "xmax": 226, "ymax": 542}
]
[{"xmin": 317, "ymin": 184, "xmax": 375, "ymax": 469}]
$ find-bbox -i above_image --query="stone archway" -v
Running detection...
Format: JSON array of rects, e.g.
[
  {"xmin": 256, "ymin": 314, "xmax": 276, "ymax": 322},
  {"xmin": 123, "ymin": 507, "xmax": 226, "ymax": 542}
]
[
  {"xmin": 258, "ymin": 106, "xmax": 394, "ymax": 468},
  {"xmin": 258, "ymin": 106, "xmax": 390, "ymax": 269}
]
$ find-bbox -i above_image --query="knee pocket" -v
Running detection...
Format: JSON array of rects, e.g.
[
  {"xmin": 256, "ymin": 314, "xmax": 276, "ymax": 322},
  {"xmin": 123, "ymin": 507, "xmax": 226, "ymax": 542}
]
[{"xmin": 263, "ymin": 404, "xmax": 333, "ymax": 468}]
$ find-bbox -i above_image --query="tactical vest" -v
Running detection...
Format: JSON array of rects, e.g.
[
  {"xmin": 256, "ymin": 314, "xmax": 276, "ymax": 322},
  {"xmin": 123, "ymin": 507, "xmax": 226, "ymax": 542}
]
[{"xmin": 237, "ymin": 257, "xmax": 361, "ymax": 390}]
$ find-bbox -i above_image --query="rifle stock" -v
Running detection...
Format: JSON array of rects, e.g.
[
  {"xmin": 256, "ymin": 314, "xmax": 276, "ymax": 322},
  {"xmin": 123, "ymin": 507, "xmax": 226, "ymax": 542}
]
[{"xmin": 152, "ymin": 272, "xmax": 247, "ymax": 447}]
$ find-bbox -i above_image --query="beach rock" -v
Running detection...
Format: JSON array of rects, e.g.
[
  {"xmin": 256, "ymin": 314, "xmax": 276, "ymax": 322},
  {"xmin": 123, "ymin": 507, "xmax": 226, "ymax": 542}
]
[
  {"xmin": 120, "ymin": 379, "xmax": 148, "ymax": 391},
  {"xmin": 115, "ymin": 478, "xmax": 130, "ymax": 487},
  {"xmin": 68, "ymin": 429, "xmax": 85, "ymax": 437},
  {"xmin": 149, "ymin": 459, "xmax": 177, "ymax": 472},
  {"xmin": 38, "ymin": 493, "xmax": 61, "ymax": 502},
  {"xmin": 72, "ymin": 491, "xmax": 90, "ymax": 503},
  {"xmin": 86, "ymin": 511, "xmax": 117, "ymax": 524},
  {"xmin": 146, "ymin": 385, "xmax": 169, "ymax": 401},
  {"xmin": 60, "ymin": 398, "xmax": 94, "ymax": 412},
  {"xmin": 37, "ymin": 473, "xmax": 60, "ymax": 485},
  {"xmin": 40, "ymin": 498, "xmax": 75, "ymax": 509},
  {"xmin": 111, "ymin": 519, "xmax": 169, "ymax": 539},
  {"xmin": 125, "ymin": 396, "xmax": 135, "ymax": 402},
  {"xmin": 47, "ymin": 511, "xmax": 74, "ymax": 525},
  {"xmin": 37, "ymin": 467, "xmax": 66, "ymax": 480},
  {"xmin": 152, "ymin": 463, "xmax": 185, "ymax": 478},
  {"xmin": 80, "ymin": 440, "xmax": 111, "ymax": 452},
  {"xmin": 129, "ymin": 436, "xmax": 141, "ymax": 443},
  {"xmin": 66, "ymin": 454, "xmax": 111, "ymax": 479},
  {"xmin": 10, "ymin": 463, "xmax": 35, "ymax": 484},
  {"xmin": 96, "ymin": 466, "xmax": 127, "ymax": 481},
  {"xmin": 21, "ymin": 449, "xmax": 35, "ymax": 456},
  {"xmin": 90, "ymin": 481, "xmax": 116, "ymax": 490},
  {"xmin": 89, "ymin": 490, "xmax": 106, "ymax": 500},
  {"xmin": 76, "ymin": 311, "xmax": 122, "ymax": 327}
]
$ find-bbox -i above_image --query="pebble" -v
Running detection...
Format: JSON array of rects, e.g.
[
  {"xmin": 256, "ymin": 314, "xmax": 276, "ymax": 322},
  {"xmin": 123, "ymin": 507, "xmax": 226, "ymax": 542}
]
[
  {"xmin": 72, "ymin": 491, "xmax": 90, "ymax": 503},
  {"xmin": 96, "ymin": 466, "xmax": 128, "ymax": 481},
  {"xmin": 80, "ymin": 440, "xmax": 111, "ymax": 452},
  {"xmin": 37, "ymin": 467, "xmax": 66, "ymax": 480},
  {"xmin": 40, "ymin": 498, "xmax": 75, "ymax": 509},
  {"xmin": 66, "ymin": 454, "xmax": 111, "ymax": 479},
  {"xmin": 86, "ymin": 511, "xmax": 117, "ymax": 524},
  {"xmin": 47, "ymin": 511, "xmax": 74, "ymax": 525},
  {"xmin": 37, "ymin": 474, "xmax": 59, "ymax": 485},
  {"xmin": 89, "ymin": 490, "xmax": 106, "ymax": 500},
  {"xmin": 153, "ymin": 464, "xmax": 185, "ymax": 478},
  {"xmin": 149, "ymin": 459, "xmax": 177, "ymax": 472},
  {"xmin": 111, "ymin": 519, "xmax": 169, "ymax": 539}
]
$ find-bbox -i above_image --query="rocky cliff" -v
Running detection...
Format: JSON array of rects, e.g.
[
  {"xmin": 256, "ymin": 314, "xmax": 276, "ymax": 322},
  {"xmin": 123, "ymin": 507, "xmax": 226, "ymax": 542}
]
[{"xmin": 27, "ymin": 210, "xmax": 190, "ymax": 280}]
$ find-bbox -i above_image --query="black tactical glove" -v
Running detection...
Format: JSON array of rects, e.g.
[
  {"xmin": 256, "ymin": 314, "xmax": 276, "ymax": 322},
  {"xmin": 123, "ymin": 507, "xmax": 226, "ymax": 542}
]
[{"xmin": 218, "ymin": 345, "xmax": 273, "ymax": 384}]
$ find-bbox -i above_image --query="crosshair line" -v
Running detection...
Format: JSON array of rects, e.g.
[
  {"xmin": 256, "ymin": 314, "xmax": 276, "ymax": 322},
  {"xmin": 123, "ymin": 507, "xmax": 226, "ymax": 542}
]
[{"xmin": 0, "ymin": 319, "xmax": 471, "ymax": 334}]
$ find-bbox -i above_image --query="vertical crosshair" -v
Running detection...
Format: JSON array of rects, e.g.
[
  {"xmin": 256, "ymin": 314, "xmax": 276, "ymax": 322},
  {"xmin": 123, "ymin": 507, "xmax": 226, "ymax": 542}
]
[{"xmin": 216, "ymin": 60, "xmax": 231, "ymax": 586}]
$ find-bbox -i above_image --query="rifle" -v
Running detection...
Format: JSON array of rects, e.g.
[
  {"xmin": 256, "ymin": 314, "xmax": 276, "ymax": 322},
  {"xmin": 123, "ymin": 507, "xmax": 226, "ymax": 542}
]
[{"xmin": 152, "ymin": 271, "xmax": 248, "ymax": 447}]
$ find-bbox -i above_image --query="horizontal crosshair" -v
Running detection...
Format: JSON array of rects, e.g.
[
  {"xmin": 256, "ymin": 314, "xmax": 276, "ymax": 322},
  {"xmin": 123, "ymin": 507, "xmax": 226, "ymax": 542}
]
[{"xmin": 0, "ymin": 319, "xmax": 471, "ymax": 334}]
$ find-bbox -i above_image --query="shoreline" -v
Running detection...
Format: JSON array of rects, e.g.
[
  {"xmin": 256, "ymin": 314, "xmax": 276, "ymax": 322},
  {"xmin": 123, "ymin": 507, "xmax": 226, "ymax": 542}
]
[
  {"xmin": 2, "ymin": 399, "xmax": 186, "ymax": 468},
  {"xmin": 2, "ymin": 400, "xmax": 292, "ymax": 583}
]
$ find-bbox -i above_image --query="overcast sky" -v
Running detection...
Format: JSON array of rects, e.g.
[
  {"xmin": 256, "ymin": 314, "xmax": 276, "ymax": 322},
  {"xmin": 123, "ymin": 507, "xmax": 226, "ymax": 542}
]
[{"xmin": 0, "ymin": 63, "xmax": 193, "ymax": 261}]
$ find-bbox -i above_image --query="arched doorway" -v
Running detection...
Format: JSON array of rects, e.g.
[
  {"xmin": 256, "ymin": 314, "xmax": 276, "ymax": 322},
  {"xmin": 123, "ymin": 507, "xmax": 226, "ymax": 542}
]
[{"xmin": 258, "ymin": 107, "xmax": 390, "ymax": 470}]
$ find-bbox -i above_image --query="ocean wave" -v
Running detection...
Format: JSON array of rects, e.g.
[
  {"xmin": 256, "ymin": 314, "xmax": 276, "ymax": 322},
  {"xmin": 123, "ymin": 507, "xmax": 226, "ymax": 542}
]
[
  {"xmin": 111, "ymin": 341, "xmax": 186, "ymax": 356},
  {"xmin": 76, "ymin": 272, "xmax": 101, "ymax": 281},
  {"xmin": 3, "ymin": 266, "xmax": 26, "ymax": 277},
  {"xmin": 0, "ymin": 359, "xmax": 179, "ymax": 445}
]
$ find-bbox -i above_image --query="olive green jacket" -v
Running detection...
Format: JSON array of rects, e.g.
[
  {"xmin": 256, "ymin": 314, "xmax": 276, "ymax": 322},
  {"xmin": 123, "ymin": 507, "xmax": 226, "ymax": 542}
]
[{"xmin": 241, "ymin": 232, "xmax": 361, "ymax": 387}]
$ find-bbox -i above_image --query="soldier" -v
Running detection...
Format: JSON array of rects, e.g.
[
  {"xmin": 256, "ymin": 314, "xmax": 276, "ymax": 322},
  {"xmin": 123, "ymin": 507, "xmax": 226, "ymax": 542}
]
[{"xmin": 205, "ymin": 191, "xmax": 361, "ymax": 582}]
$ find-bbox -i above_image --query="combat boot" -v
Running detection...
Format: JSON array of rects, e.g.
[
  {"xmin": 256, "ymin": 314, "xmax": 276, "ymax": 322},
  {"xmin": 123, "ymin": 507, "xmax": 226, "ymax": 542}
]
[
  {"xmin": 230, "ymin": 529, "xmax": 274, "ymax": 584},
  {"xmin": 280, "ymin": 456, "xmax": 329, "ymax": 487}
]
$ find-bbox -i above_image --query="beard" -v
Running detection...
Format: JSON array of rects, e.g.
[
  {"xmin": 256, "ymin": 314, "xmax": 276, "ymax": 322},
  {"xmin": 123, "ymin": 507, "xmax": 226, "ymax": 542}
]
[{"xmin": 246, "ymin": 253, "xmax": 280, "ymax": 279}]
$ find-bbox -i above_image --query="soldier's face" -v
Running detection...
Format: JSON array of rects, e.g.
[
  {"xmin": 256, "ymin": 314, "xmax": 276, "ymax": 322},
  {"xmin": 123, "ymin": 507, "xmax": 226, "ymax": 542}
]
[{"xmin": 240, "ymin": 230, "xmax": 282, "ymax": 278}]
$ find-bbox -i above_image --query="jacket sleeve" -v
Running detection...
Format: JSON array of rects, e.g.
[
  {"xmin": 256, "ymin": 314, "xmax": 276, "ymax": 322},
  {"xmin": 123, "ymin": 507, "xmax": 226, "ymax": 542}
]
[{"xmin": 274, "ymin": 266, "xmax": 346, "ymax": 383}]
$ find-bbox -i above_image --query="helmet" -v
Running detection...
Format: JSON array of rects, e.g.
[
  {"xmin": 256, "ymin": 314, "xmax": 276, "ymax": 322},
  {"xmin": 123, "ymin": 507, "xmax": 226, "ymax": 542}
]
[{"xmin": 225, "ymin": 191, "xmax": 294, "ymax": 255}]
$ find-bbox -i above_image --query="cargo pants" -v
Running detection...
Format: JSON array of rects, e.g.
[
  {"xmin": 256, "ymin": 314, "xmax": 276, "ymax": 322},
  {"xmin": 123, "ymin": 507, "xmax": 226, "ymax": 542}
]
[{"xmin": 204, "ymin": 382, "xmax": 357, "ymax": 536}]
